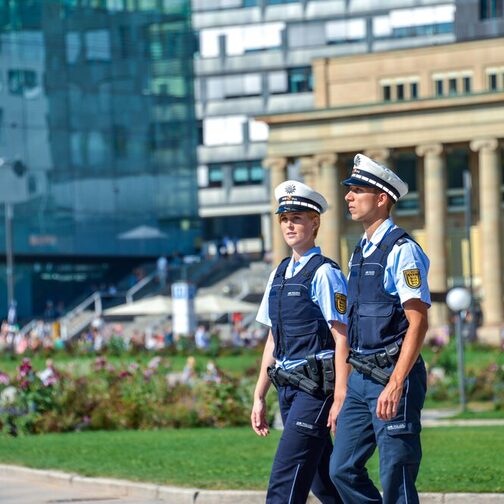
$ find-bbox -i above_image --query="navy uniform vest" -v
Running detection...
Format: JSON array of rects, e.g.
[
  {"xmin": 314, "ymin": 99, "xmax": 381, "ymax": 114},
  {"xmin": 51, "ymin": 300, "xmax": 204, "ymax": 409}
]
[
  {"xmin": 268, "ymin": 255, "xmax": 338, "ymax": 361},
  {"xmin": 348, "ymin": 227, "xmax": 411, "ymax": 352}
]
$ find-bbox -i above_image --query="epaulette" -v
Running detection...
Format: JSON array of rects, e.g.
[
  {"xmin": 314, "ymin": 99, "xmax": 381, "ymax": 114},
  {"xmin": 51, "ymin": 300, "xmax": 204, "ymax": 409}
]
[{"xmin": 396, "ymin": 237, "xmax": 409, "ymax": 246}]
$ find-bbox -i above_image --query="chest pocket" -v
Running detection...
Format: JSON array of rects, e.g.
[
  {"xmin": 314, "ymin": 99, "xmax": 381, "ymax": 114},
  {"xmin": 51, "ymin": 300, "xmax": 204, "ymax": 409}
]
[{"xmin": 358, "ymin": 302, "xmax": 394, "ymax": 318}]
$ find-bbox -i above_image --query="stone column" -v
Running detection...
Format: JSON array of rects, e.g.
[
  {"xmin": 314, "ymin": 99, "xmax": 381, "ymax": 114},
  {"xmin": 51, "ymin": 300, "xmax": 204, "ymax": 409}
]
[
  {"xmin": 470, "ymin": 139, "xmax": 503, "ymax": 330},
  {"xmin": 364, "ymin": 148, "xmax": 391, "ymax": 166},
  {"xmin": 314, "ymin": 153, "xmax": 341, "ymax": 263},
  {"xmin": 416, "ymin": 143, "xmax": 448, "ymax": 327},
  {"xmin": 263, "ymin": 157, "xmax": 289, "ymax": 265},
  {"xmin": 299, "ymin": 156, "xmax": 318, "ymax": 189}
]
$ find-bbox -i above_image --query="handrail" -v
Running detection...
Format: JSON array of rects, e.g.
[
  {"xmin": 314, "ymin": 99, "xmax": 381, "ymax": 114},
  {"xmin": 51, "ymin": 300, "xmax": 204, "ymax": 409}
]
[
  {"xmin": 125, "ymin": 271, "xmax": 157, "ymax": 304},
  {"xmin": 60, "ymin": 292, "xmax": 102, "ymax": 340},
  {"xmin": 18, "ymin": 318, "xmax": 38, "ymax": 338}
]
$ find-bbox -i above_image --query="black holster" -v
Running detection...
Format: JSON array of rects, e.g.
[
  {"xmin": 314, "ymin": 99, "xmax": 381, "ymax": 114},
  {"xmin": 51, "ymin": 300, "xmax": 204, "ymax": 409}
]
[
  {"xmin": 347, "ymin": 351, "xmax": 391, "ymax": 386},
  {"xmin": 267, "ymin": 355, "xmax": 335, "ymax": 397}
]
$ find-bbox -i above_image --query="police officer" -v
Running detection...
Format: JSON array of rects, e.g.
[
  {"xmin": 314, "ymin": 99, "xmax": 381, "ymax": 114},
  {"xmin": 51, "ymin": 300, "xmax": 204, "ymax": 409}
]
[
  {"xmin": 251, "ymin": 180, "xmax": 349, "ymax": 504},
  {"xmin": 329, "ymin": 154, "xmax": 431, "ymax": 504}
]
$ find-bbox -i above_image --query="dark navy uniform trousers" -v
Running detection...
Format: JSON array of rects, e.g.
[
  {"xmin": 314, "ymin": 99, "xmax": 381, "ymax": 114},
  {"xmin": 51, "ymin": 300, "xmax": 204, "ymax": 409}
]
[
  {"xmin": 267, "ymin": 385, "xmax": 343, "ymax": 504},
  {"xmin": 330, "ymin": 359, "xmax": 427, "ymax": 504}
]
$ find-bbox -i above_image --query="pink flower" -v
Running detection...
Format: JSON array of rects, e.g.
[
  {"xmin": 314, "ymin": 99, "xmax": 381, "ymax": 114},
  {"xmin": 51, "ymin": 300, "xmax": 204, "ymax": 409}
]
[
  {"xmin": 94, "ymin": 356, "xmax": 107, "ymax": 371},
  {"xmin": 0, "ymin": 372, "xmax": 9, "ymax": 385},
  {"xmin": 18, "ymin": 358, "xmax": 33, "ymax": 377},
  {"xmin": 148, "ymin": 356, "xmax": 162, "ymax": 369},
  {"xmin": 128, "ymin": 363, "xmax": 139, "ymax": 373}
]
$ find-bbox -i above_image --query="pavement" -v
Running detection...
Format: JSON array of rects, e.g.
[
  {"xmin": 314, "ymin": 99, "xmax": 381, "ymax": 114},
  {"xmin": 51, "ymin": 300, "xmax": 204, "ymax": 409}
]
[
  {"xmin": 1, "ymin": 412, "xmax": 503, "ymax": 504},
  {"xmin": 1, "ymin": 462, "xmax": 504, "ymax": 504}
]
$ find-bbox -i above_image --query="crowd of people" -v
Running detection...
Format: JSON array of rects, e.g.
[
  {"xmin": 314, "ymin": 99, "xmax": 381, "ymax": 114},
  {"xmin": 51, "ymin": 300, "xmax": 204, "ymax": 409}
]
[{"xmin": 0, "ymin": 315, "xmax": 268, "ymax": 356}]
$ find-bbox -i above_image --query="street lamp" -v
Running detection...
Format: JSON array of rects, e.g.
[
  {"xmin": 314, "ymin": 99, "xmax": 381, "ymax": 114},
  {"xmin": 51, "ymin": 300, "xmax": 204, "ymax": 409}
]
[
  {"xmin": 0, "ymin": 158, "xmax": 28, "ymax": 315},
  {"xmin": 446, "ymin": 287, "xmax": 472, "ymax": 413}
]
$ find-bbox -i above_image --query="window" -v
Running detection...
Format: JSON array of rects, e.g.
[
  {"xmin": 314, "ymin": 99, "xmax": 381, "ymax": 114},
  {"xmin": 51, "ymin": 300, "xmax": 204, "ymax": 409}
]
[
  {"xmin": 372, "ymin": 6, "xmax": 455, "ymax": 39},
  {"xmin": 268, "ymin": 71, "xmax": 288, "ymax": 94},
  {"xmin": 447, "ymin": 149, "xmax": 468, "ymax": 210},
  {"xmin": 203, "ymin": 116, "xmax": 246, "ymax": 146},
  {"xmin": 435, "ymin": 79, "xmax": 444, "ymax": 97},
  {"xmin": 197, "ymin": 120, "xmax": 204, "ymax": 146},
  {"xmin": 394, "ymin": 153, "xmax": 419, "ymax": 214},
  {"xmin": 489, "ymin": 73, "xmax": 498, "ymax": 91},
  {"xmin": 380, "ymin": 78, "xmax": 418, "ymax": 102},
  {"xmin": 85, "ymin": 30, "xmax": 111, "ymax": 61},
  {"xmin": 243, "ymin": 0, "xmax": 259, "ymax": 6},
  {"xmin": 396, "ymin": 83, "xmax": 404, "ymax": 101},
  {"xmin": 232, "ymin": 160, "xmax": 264, "ymax": 186},
  {"xmin": 480, "ymin": 0, "xmax": 503, "ymax": 19},
  {"xmin": 326, "ymin": 18, "xmax": 366, "ymax": 44},
  {"xmin": 287, "ymin": 67, "xmax": 312, "ymax": 93},
  {"xmin": 113, "ymin": 126, "xmax": 128, "ymax": 158},
  {"xmin": 383, "ymin": 85, "xmax": 391, "ymax": 101},
  {"xmin": 7, "ymin": 69, "xmax": 38, "ymax": 95},
  {"xmin": 463, "ymin": 76, "xmax": 472, "ymax": 94},
  {"xmin": 199, "ymin": 22, "xmax": 285, "ymax": 58},
  {"xmin": 208, "ymin": 165, "xmax": 224, "ymax": 188},
  {"xmin": 119, "ymin": 25, "xmax": 132, "ymax": 59},
  {"xmin": 410, "ymin": 82, "xmax": 418, "ymax": 99},
  {"xmin": 150, "ymin": 122, "xmax": 187, "ymax": 150},
  {"xmin": 267, "ymin": 0, "xmax": 298, "ymax": 4},
  {"xmin": 449, "ymin": 78, "xmax": 457, "ymax": 96}
]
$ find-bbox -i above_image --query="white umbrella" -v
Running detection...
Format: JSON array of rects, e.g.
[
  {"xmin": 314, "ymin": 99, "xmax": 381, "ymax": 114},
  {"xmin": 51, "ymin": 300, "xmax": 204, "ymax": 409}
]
[
  {"xmin": 104, "ymin": 294, "xmax": 257, "ymax": 317},
  {"xmin": 195, "ymin": 294, "xmax": 258, "ymax": 315},
  {"xmin": 118, "ymin": 225, "xmax": 167, "ymax": 240},
  {"xmin": 104, "ymin": 295, "xmax": 172, "ymax": 316}
]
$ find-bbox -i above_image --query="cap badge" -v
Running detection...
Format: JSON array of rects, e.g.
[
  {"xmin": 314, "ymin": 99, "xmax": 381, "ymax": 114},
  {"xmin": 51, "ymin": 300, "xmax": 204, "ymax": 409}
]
[{"xmin": 285, "ymin": 183, "xmax": 296, "ymax": 195}]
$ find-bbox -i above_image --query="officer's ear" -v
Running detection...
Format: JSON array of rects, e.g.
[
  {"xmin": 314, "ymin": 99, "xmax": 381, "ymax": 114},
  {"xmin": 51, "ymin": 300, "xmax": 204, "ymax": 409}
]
[{"xmin": 376, "ymin": 192, "xmax": 391, "ymax": 211}]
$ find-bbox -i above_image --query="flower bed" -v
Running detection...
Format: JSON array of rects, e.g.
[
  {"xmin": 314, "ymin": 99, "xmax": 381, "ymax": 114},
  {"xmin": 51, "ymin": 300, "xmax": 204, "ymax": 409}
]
[{"xmin": 0, "ymin": 356, "xmax": 268, "ymax": 436}]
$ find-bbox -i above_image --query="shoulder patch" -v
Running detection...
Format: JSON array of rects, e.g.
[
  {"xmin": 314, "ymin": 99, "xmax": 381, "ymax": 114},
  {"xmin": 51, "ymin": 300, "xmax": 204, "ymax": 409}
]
[
  {"xmin": 335, "ymin": 293, "xmax": 347, "ymax": 314},
  {"xmin": 403, "ymin": 268, "xmax": 421, "ymax": 288}
]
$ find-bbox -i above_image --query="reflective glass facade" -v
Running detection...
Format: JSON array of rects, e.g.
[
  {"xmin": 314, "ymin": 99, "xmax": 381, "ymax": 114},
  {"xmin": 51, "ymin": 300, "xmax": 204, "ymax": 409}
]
[{"xmin": 0, "ymin": 0, "xmax": 199, "ymax": 316}]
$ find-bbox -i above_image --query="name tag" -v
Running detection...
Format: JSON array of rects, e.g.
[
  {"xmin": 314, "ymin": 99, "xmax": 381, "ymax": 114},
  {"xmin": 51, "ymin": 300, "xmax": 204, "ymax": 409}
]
[
  {"xmin": 287, "ymin": 291, "xmax": 301, "ymax": 297},
  {"xmin": 364, "ymin": 270, "xmax": 375, "ymax": 276}
]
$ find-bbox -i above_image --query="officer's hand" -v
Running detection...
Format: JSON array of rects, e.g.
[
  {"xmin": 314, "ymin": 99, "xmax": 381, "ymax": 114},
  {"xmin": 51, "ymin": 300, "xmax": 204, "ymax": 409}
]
[
  {"xmin": 251, "ymin": 398, "xmax": 269, "ymax": 436},
  {"xmin": 327, "ymin": 390, "xmax": 345, "ymax": 435},
  {"xmin": 376, "ymin": 379, "xmax": 403, "ymax": 421}
]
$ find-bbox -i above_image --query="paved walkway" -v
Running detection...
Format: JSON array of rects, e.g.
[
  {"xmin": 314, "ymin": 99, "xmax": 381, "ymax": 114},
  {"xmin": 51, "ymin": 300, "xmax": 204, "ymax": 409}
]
[{"xmin": 1, "ymin": 464, "xmax": 503, "ymax": 504}]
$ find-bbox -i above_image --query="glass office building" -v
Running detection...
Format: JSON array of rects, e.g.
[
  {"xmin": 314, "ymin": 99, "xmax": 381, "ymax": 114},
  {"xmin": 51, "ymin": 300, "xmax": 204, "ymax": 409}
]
[{"xmin": 0, "ymin": 0, "xmax": 199, "ymax": 317}]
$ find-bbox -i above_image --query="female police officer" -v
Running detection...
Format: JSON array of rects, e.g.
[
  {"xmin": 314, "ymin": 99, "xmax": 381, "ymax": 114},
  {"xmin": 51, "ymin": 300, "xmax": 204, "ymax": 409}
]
[
  {"xmin": 251, "ymin": 180, "xmax": 349, "ymax": 504},
  {"xmin": 329, "ymin": 154, "xmax": 430, "ymax": 504}
]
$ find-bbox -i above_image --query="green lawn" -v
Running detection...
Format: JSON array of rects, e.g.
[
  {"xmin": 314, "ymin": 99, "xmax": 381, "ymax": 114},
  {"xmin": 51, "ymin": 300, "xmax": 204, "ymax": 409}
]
[
  {"xmin": 0, "ymin": 351, "xmax": 262, "ymax": 376},
  {"xmin": 0, "ymin": 426, "xmax": 503, "ymax": 492}
]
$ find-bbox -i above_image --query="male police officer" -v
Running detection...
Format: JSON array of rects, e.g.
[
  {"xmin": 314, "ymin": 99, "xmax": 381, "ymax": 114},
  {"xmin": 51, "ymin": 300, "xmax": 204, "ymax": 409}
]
[
  {"xmin": 252, "ymin": 180, "xmax": 349, "ymax": 504},
  {"xmin": 329, "ymin": 154, "xmax": 430, "ymax": 504}
]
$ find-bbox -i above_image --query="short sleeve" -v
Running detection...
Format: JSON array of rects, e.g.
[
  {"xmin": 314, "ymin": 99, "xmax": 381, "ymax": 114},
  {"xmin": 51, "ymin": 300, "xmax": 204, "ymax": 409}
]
[
  {"xmin": 312, "ymin": 263, "xmax": 348, "ymax": 326},
  {"xmin": 255, "ymin": 269, "xmax": 276, "ymax": 327},
  {"xmin": 387, "ymin": 240, "xmax": 431, "ymax": 306}
]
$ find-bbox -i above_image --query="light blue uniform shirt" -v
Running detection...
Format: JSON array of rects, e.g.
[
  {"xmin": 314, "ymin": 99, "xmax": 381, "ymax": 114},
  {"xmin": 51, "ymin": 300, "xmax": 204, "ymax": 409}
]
[
  {"xmin": 257, "ymin": 246, "xmax": 348, "ymax": 370},
  {"xmin": 351, "ymin": 218, "xmax": 431, "ymax": 306}
]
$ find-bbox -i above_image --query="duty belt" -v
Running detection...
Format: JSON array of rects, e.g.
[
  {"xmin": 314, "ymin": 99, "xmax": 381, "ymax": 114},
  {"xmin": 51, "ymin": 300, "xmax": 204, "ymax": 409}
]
[
  {"xmin": 358, "ymin": 341, "xmax": 401, "ymax": 368},
  {"xmin": 347, "ymin": 341, "xmax": 402, "ymax": 387},
  {"xmin": 267, "ymin": 354, "xmax": 335, "ymax": 397}
]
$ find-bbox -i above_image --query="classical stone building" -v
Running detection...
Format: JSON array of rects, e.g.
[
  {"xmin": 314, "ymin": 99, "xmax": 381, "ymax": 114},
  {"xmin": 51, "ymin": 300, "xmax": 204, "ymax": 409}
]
[{"xmin": 258, "ymin": 36, "xmax": 504, "ymax": 342}]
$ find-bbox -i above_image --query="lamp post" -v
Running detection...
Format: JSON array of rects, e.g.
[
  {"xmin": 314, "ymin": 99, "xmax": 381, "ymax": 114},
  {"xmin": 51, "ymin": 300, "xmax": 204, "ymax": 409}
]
[
  {"xmin": 446, "ymin": 287, "xmax": 472, "ymax": 413},
  {"xmin": 5, "ymin": 202, "xmax": 14, "ymax": 308},
  {"xmin": 0, "ymin": 158, "xmax": 28, "ymax": 314}
]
